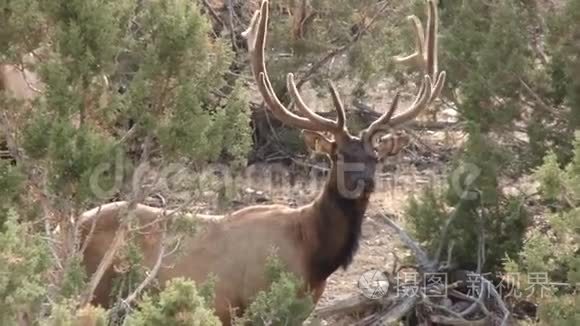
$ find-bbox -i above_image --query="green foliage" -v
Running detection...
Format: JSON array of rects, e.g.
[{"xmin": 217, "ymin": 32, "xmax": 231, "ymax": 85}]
[
  {"xmin": 43, "ymin": 302, "xmax": 108, "ymax": 326},
  {"xmin": 546, "ymin": 0, "xmax": 580, "ymax": 128},
  {"xmin": 109, "ymin": 238, "xmax": 147, "ymax": 306},
  {"xmin": 524, "ymin": 0, "xmax": 580, "ymax": 165},
  {"xmin": 405, "ymin": 185, "xmax": 447, "ymax": 250},
  {"xmin": 522, "ymin": 133, "xmax": 580, "ymax": 284},
  {"xmin": 10, "ymin": 0, "xmax": 134, "ymax": 208},
  {"xmin": 1, "ymin": 0, "xmax": 255, "ymax": 322},
  {"xmin": 59, "ymin": 255, "xmax": 88, "ymax": 300},
  {"xmin": 125, "ymin": 278, "xmax": 221, "ymax": 326},
  {"xmin": 266, "ymin": 0, "xmax": 401, "ymax": 87},
  {"xmin": 504, "ymin": 132, "xmax": 580, "ymax": 325},
  {"xmin": 534, "ymin": 150, "xmax": 564, "ymax": 201},
  {"xmin": 235, "ymin": 253, "xmax": 314, "ymax": 326},
  {"xmin": 217, "ymin": 83, "xmax": 253, "ymax": 168},
  {"xmin": 406, "ymin": 185, "xmax": 528, "ymax": 271},
  {"xmin": 21, "ymin": 113, "xmax": 53, "ymax": 159},
  {"xmin": 404, "ymin": 1, "xmax": 536, "ymax": 272},
  {"xmin": 0, "ymin": 209, "xmax": 51, "ymax": 325},
  {"xmin": 0, "ymin": 161, "xmax": 24, "ymax": 200},
  {"xmin": 46, "ymin": 124, "xmax": 120, "ymax": 206},
  {"xmin": 125, "ymin": 0, "xmax": 250, "ymax": 165},
  {"xmin": 197, "ymin": 274, "xmax": 217, "ymax": 306},
  {"xmin": 40, "ymin": 0, "xmax": 132, "ymax": 77},
  {"xmin": 0, "ymin": 161, "xmax": 24, "ymax": 228},
  {"xmin": 439, "ymin": 0, "xmax": 531, "ymax": 131},
  {"xmin": 537, "ymin": 294, "xmax": 580, "ymax": 326},
  {"xmin": 406, "ymin": 125, "xmax": 529, "ymax": 270},
  {"xmin": 0, "ymin": 0, "xmax": 45, "ymax": 59},
  {"xmin": 5, "ymin": 0, "xmax": 252, "ymax": 210}
]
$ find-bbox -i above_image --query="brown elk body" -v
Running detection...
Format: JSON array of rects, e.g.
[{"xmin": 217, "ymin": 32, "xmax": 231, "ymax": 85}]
[{"xmin": 79, "ymin": 0, "xmax": 445, "ymax": 324}]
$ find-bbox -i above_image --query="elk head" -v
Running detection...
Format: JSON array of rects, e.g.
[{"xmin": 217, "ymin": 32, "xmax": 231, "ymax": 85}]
[{"xmin": 243, "ymin": 0, "xmax": 445, "ymax": 198}]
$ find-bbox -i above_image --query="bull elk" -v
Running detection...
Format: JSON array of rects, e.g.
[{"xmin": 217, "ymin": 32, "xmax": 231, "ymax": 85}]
[{"xmin": 79, "ymin": 0, "xmax": 445, "ymax": 324}]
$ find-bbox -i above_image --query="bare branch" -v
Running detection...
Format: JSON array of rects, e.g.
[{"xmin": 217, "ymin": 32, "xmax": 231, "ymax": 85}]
[
  {"xmin": 380, "ymin": 212, "xmax": 435, "ymax": 271},
  {"xmin": 319, "ymin": 207, "xmax": 513, "ymax": 325},
  {"xmin": 80, "ymin": 135, "xmax": 155, "ymax": 306},
  {"xmin": 14, "ymin": 62, "xmax": 43, "ymax": 95},
  {"xmin": 79, "ymin": 204, "xmax": 103, "ymax": 254},
  {"xmin": 201, "ymin": 0, "xmax": 225, "ymax": 29},
  {"xmin": 372, "ymin": 296, "xmax": 419, "ymax": 325},
  {"xmin": 119, "ymin": 218, "xmax": 169, "ymax": 307}
]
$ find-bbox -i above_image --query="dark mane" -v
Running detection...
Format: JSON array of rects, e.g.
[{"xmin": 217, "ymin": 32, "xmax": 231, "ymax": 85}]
[{"xmin": 308, "ymin": 182, "xmax": 370, "ymax": 283}]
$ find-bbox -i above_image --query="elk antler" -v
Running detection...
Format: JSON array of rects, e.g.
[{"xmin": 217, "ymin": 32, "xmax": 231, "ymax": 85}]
[
  {"xmin": 242, "ymin": 0, "xmax": 349, "ymax": 138},
  {"xmin": 362, "ymin": 0, "xmax": 446, "ymax": 144}
]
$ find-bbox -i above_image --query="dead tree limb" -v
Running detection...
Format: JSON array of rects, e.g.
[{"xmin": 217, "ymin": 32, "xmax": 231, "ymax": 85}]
[
  {"xmin": 314, "ymin": 210, "xmax": 514, "ymax": 326},
  {"xmin": 117, "ymin": 217, "xmax": 168, "ymax": 309}
]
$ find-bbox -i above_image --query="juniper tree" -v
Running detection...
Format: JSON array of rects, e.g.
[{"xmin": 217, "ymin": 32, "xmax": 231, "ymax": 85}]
[
  {"xmin": 526, "ymin": 0, "xmax": 580, "ymax": 166},
  {"xmin": 503, "ymin": 132, "xmax": 580, "ymax": 325},
  {"xmin": 0, "ymin": 0, "xmax": 251, "ymax": 322},
  {"xmin": 405, "ymin": 0, "xmax": 533, "ymax": 271},
  {"xmin": 405, "ymin": 0, "xmax": 580, "ymax": 281}
]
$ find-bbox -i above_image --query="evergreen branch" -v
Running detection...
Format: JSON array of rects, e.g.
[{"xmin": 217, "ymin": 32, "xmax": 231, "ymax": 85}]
[{"xmin": 294, "ymin": 1, "xmax": 391, "ymax": 90}]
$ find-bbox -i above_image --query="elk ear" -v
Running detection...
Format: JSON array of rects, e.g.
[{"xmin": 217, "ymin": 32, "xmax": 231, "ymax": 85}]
[
  {"xmin": 376, "ymin": 132, "xmax": 410, "ymax": 159},
  {"xmin": 302, "ymin": 130, "xmax": 335, "ymax": 155}
]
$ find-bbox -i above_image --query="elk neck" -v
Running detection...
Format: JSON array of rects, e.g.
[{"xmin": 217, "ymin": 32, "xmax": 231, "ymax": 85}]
[{"xmin": 304, "ymin": 161, "xmax": 373, "ymax": 284}]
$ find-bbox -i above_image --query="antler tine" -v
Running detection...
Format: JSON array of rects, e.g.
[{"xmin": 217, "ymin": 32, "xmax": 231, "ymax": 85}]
[
  {"xmin": 362, "ymin": 92, "xmax": 401, "ymax": 144},
  {"xmin": 425, "ymin": 0, "xmax": 438, "ymax": 77},
  {"xmin": 363, "ymin": 0, "xmax": 445, "ymax": 141},
  {"xmin": 241, "ymin": 8, "xmax": 261, "ymax": 55},
  {"xmin": 243, "ymin": 0, "xmax": 346, "ymax": 134},
  {"xmin": 287, "ymin": 73, "xmax": 345, "ymax": 133},
  {"xmin": 429, "ymin": 68, "xmax": 446, "ymax": 101},
  {"xmin": 328, "ymin": 82, "xmax": 347, "ymax": 131},
  {"xmin": 388, "ymin": 75, "xmax": 433, "ymax": 126},
  {"xmin": 393, "ymin": 15, "xmax": 425, "ymax": 69},
  {"xmin": 243, "ymin": 1, "xmax": 320, "ymax": 131},
  {"xmin": 394, "ymin": 0, "xmax": 438, "ymax": 76},
  {"xmin": 365, "ymin": 92, "xmax": 401, "ymax": 135},
  {"xmin": 363, "ymin": 77, "xmax": 431, "ymax": 142}
]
